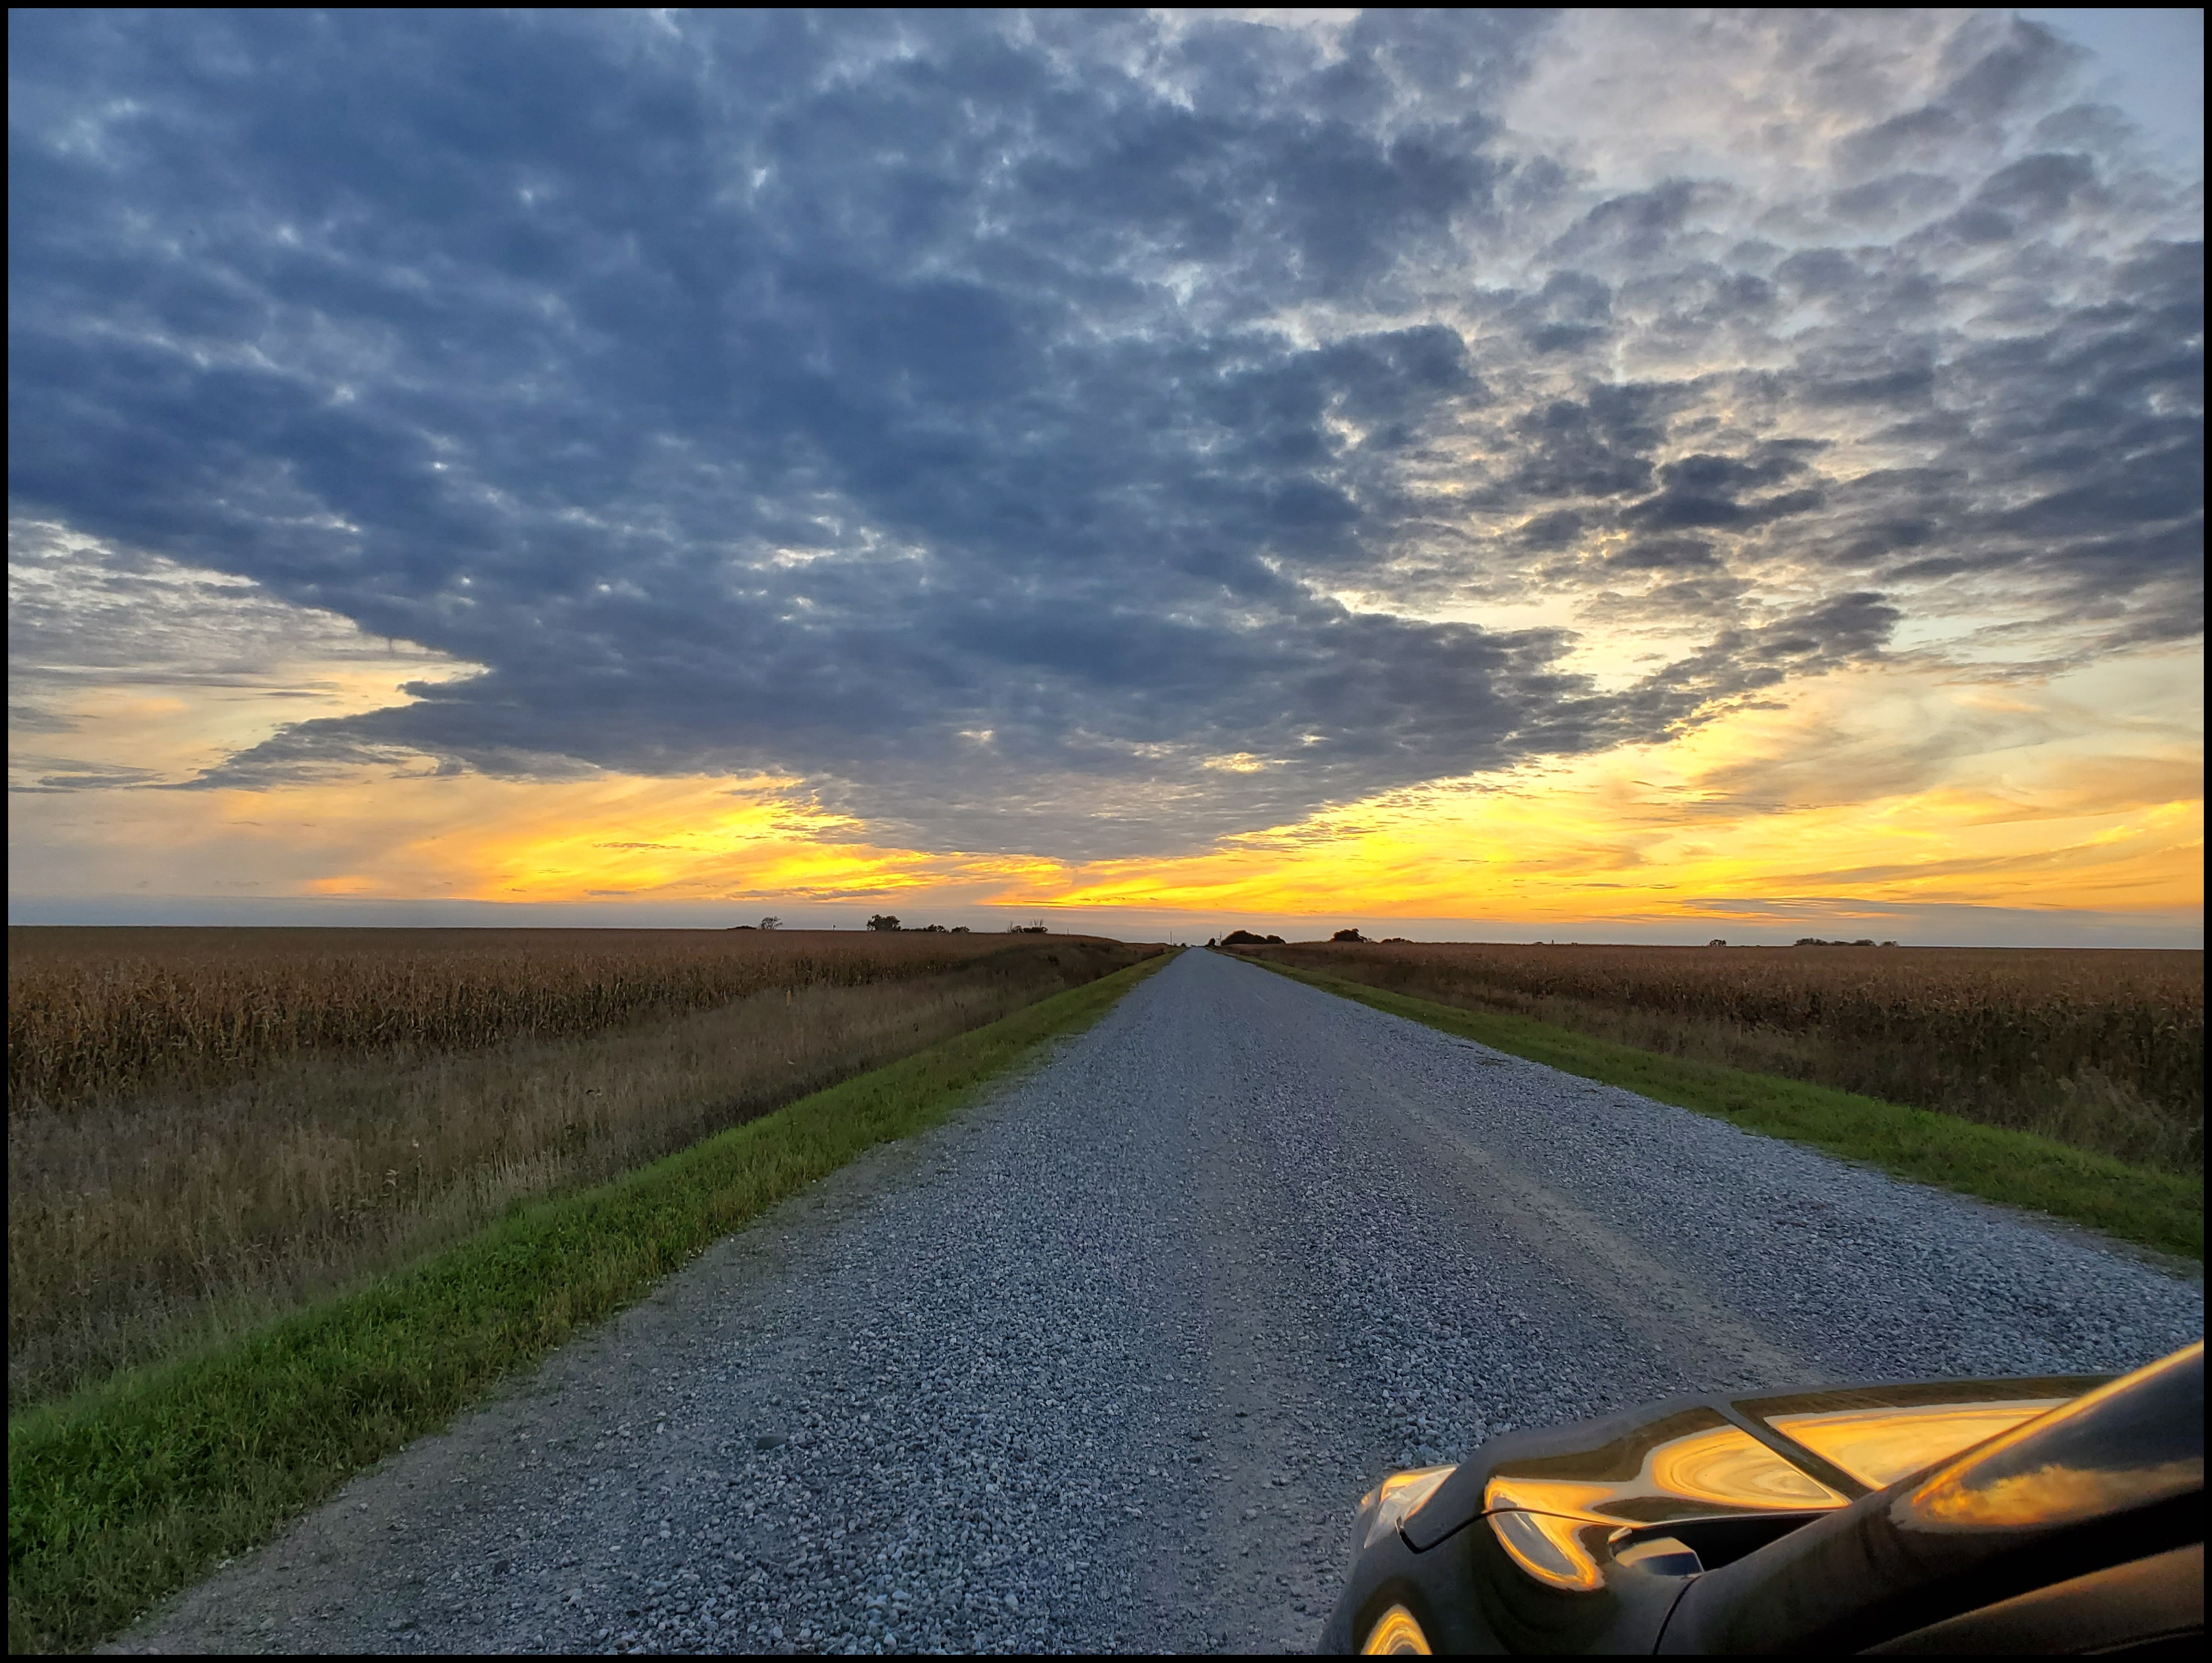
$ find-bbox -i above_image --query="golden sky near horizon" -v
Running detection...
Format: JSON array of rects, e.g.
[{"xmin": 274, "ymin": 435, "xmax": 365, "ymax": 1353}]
[{"xmin": 11, "ymin": 529, "xmax": 2199, "ymax": 938}]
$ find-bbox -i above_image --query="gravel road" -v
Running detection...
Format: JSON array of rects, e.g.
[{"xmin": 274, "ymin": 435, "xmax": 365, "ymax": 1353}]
[{"xmin": 116, "ymin": 947, "xmax": 2203, "ymax": 1655}]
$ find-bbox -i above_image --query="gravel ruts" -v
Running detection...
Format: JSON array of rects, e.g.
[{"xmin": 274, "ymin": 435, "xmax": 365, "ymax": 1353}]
[{"xmin": 114, "ymin": 949, "xmax": 2203, "ymax": 1655}]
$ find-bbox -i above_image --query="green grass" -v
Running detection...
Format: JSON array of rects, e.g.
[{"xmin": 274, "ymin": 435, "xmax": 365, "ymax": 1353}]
[
  {"xmin": 1248, "ymin": 957, "xmax": 2202, "ymax": 1264},
  {"xmin": 7, "ymin": 950, "xmax": 1172, "ymax": 1655}
]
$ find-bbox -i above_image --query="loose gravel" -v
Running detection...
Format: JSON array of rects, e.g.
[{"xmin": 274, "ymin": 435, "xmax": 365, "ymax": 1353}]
[{"xmin": 114, "ymin": 948, "xmax": 2203, "ymax": 1655}]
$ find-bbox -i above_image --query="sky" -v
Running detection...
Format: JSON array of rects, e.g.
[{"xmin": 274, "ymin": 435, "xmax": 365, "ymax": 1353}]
[{"xmin": 8, "ymin": 9, "xmax": 2203, "ymax": 946}]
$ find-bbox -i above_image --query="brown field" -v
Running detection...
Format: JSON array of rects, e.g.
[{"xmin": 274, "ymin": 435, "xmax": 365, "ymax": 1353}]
[
  {"xmin": 1244, "ymin": 940, "xmax": 2203, "ymax": 1173},
  {"xmin": 8, "ymin": 928, "xmax": 1151, "ymax": 1408},
  {"xmin": 7, "ymin": 926, "xmax": 1039, "ymax": 1106}
]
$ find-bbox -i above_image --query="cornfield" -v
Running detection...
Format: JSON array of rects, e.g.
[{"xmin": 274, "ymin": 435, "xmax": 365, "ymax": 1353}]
[
  {"xmin": 8, "ymin": 928, "xmax": 1151, "ymax": 1408},
  {"xmin": 8, "ymin": 927, "xmax": 1035, "ymax": 1108},
  {"xmin": 1246, "ymin": 941, "xmax": 2204, "ymax": 1173}
]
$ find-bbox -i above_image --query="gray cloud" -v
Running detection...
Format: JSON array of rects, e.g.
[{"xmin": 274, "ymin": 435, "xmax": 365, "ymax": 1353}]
[
  {"xmin": 5, "ymin": 9, "xmax": 2200, "ymax": 854},
  {"xmin": 10, "ymin": 756, "xmax": 165, "ymax": 794},
  {"xmin": 8, "ymin": 704, "xmax": 76, "ymax": 735}
]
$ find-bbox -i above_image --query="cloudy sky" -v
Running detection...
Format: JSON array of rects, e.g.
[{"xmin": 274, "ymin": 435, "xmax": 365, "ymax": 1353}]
[{"xmin": 8, "ymin": 9, "xmax": 2202, "ymax": 943}]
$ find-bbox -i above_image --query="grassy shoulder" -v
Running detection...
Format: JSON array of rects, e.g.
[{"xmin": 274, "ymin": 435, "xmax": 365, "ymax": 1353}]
[
  {"xmin": 1246, "ymin": 956, "xmax": 2202, "ymax": 1264},
  {"xmin": 7, "ymin": 949, "xmax": 1174, "ymax": 1655}
]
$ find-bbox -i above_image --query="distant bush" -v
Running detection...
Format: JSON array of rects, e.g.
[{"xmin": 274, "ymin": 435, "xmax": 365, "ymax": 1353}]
[
  {"xmin": 1331, "ymin": 928, "xmax": 1366, "ymax": 943},
  {"xmin": 866, "ymin": 914, "xmax": 901, "ymax": 932}
]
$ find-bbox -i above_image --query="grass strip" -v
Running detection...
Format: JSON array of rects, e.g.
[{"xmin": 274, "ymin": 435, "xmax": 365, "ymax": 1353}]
[
  {"xmin": 1247, "ymin": 956, "xmax": 2202, "ymax": 1264},
  {"xmin": 8, "ymin": 950, "xmax": 1172, "ymax": 1655}
]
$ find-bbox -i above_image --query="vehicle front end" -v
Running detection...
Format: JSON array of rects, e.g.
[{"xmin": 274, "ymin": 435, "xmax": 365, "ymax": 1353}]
[{"xmin": 1323, "ymin": 1361, "xmax": 2158, "ymax": 1654}]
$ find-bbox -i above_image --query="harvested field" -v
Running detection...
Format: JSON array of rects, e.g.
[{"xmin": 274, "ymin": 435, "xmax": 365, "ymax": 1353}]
[
  {"xmin": 1242, "ymin": 941, "xmax": 2203, "ymax": 1174},
  {"xmin": 8, "ymin": 928, "xmax": 1151, "ymax": 1408}
]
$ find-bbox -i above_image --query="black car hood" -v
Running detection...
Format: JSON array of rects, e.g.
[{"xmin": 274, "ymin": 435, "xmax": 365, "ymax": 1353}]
[
  {"xmin": 1400, "ymin": 1371, "xmax": 2104, "ymax": 1557},
  {"xmin": 1328, "ymin": 1349, "xmax": 2208, "ymax": 1656}
]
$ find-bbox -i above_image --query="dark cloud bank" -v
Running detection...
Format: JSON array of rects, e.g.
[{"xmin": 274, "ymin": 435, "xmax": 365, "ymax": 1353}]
[{"xmin": 8, "ymin": 10, "xmax": 2202, "ymax": 855}]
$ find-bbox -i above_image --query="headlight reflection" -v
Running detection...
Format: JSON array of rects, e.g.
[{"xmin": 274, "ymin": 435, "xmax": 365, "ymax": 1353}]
[
  {"xmin": 1360, "ymin": 1603, "xmax": 1433, "ymax": 1654},
  {"xmin": 1359, "ymin": 1464, "xmax": 1458, "ymax": 1548}
]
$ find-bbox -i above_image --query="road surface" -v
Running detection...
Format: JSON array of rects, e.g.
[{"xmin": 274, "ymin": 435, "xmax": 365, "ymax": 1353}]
[{"xmin": 116, "ymin": 947, "xmax": 2202, "ymax": 1654}]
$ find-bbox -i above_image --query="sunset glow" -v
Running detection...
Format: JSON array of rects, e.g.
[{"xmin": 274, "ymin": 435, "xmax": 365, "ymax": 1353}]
[{"xmin": 9, "ymin": 10, "xmax": 2202, "ymax": 944}]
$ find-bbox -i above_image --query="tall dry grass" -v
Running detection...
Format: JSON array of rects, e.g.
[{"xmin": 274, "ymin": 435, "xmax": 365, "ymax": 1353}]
[
  {"xmin": 8, "ymin": 927, "xmax": 1028, "ymax": 1105},
  {"xmin": 1248, "ymin": 941, "xmax": 2203, "ymax": 1172},
  {"xmin": 8, "ymin": 930, "xmax": 1145, "ymax": 1408}
]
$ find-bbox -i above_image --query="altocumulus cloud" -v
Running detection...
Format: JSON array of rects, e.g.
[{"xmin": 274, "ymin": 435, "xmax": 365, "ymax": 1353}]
[{"xmin": 7, "ymin": 9, "xmax": 2201, "ymax": 857}]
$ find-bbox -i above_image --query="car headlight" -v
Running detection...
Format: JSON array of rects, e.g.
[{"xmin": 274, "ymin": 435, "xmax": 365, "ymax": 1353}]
[{"xmin": 1357, "ymin": 1463, "xmax": 1458, "ymax": 1549}]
